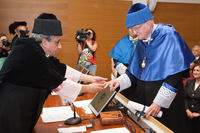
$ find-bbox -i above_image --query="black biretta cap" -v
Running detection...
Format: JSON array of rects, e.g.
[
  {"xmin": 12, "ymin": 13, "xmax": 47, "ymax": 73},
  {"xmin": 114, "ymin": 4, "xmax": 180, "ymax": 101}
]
[{"xmin": 32, "ymin": 13, "xmax": 63, "ymax": 36}]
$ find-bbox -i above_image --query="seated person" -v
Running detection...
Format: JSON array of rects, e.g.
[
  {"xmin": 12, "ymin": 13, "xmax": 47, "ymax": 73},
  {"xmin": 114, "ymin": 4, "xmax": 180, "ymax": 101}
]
[{"xmin": 192, "ymin": 45, "xmax": 200, "ymax": 62}]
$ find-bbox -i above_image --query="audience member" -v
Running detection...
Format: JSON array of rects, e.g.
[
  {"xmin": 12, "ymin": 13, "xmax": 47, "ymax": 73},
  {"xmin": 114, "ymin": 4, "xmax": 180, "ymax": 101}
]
[
  {"xmin": 9, "ymin": 21, "xmax": 29, "ymax": 45},
  {"xmin": 104, "ymin": 3, "xmax": 195, "ymax": 133},
  {"xmin": 185, "ymin": 63, "xmax": 200, "ymax": 133},
  {"xmin": 0, "ymin": 13, "xmax": 106, "ymax": 133},
  {"xmin": 76, "ymin": 28, "xmax": 98, "ymax": 75},
  {"xmin": 192, "ymin": 45, "xmax": 200, "ymax": 62},
  {"xmin": 183, "ymin": 59, "xmax": 198, "ymax": 89},
  {"xmin": 109, "ymin": 28, "xmax": 138, "ymax": 101},
  {"xmin": 0, "ymin": 33, "xmax": 11, "ymax": 70}
]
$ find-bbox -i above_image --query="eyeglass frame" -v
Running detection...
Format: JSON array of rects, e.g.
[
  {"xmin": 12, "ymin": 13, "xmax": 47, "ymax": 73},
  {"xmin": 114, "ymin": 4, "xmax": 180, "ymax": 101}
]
[{"xmin": 129, "ymin": 22, "xmax": 146, "ymax": 33}]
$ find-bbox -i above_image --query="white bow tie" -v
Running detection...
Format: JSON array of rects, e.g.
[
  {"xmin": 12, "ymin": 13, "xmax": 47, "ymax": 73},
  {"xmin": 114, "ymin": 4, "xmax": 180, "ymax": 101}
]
[{"xmin": 129, "ymin": 37, "xmax": 138, "ymax": 43}]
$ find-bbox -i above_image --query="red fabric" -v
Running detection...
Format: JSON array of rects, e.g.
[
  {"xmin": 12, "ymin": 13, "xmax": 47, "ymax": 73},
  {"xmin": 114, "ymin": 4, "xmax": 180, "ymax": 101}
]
[{"xmin": 183, "ymin": 72, "xmax": 194, "ymax": 89}]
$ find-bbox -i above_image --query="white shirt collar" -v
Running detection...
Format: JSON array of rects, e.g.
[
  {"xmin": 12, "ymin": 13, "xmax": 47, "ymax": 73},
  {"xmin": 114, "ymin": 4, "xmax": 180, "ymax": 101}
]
[{"xmin": 142, "ymin": 24, "xmax": 157, "ymax": 44}]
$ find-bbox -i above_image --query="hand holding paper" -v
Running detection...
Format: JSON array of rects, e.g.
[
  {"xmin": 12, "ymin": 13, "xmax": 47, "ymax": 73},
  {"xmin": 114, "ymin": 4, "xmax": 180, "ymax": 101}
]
[{"xmin": 127, "ymin": 101, "xmax": 163, "ymax": 118}]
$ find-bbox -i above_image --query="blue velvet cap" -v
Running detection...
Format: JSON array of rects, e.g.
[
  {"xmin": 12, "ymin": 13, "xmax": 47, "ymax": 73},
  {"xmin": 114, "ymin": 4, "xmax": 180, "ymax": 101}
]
[{"xmin": 125, "ymin": 3, "xmax": 154, "ymax": 28}]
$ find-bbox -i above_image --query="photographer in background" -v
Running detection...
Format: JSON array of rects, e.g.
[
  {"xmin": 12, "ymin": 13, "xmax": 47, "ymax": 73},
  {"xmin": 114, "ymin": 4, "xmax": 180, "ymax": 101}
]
[
  {"xmin": 8, "ymin": 21, "xmax": 29, "ymax": 46},
  {"xmin": 76, "ymin": 28, "xmax": 98, "ymax": 75},
  {"xmin": 0, "ymin": 33, "xmax": 11, "ymax": 70}
]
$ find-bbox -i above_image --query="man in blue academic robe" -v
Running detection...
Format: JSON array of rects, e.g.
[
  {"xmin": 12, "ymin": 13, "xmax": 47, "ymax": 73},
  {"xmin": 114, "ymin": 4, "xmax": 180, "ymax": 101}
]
[
  {"xmin": 104, "ymin": 3, "xmax": 195, "ymax": 133},
  {"xmin": 109, "ymin": 29, "xmax": 138, "ymax": 101}
]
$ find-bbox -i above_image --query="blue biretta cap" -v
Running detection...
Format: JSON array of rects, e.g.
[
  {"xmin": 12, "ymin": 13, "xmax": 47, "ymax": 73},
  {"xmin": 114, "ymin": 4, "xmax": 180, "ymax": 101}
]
[{"xmin": 125, "ymin": 3, "xmax": 154, "ymax": 28}]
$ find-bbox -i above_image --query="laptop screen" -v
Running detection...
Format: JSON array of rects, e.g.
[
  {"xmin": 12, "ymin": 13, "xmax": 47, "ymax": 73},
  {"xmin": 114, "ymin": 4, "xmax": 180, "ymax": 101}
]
[{"xmin": 88, "ymin": 87, "xmax": 118, "ymax": 117}]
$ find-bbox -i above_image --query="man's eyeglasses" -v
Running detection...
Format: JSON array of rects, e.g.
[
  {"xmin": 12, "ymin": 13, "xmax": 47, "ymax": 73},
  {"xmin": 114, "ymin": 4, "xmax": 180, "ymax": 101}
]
[
  {"xmin": 52, "ymin": 39, "xmax": 60, "ymax": 45},
  {"xmin": 130, "ymin": 22, "xmax": 145, "ymax": 33}
]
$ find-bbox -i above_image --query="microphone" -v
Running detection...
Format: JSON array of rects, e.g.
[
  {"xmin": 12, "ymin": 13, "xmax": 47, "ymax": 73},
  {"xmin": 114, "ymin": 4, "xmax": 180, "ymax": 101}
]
[{"xmin": 64, "ymin": 103, "xmax": 82, "ymax": 125}]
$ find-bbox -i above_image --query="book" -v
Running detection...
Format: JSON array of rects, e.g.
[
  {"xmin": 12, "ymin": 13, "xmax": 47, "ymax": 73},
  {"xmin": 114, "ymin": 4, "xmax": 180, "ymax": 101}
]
[{"xmin": 100, "ymin": 111, "xmax": 124, "ymax": 126}]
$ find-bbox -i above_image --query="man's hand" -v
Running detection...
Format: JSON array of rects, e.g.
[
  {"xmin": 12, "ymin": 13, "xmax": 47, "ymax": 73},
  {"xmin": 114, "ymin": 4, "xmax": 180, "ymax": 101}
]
[
  {"xmin": 145, "ymin": 102, "xmax": 161, "ymax": 118},
  {"xmin": 104, "ymin": 80, "xmax": 120, "ymax": 92}
]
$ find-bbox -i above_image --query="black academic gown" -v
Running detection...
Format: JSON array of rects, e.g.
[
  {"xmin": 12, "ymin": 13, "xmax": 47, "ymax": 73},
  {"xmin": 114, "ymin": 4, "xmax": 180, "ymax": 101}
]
[
  {"xmin": 0, "ymin": 37, "xmax": 66, "ymax": 133},
  {"xmin": 128, "ymin": 70, "xmax": 189, "ymax": 133}
]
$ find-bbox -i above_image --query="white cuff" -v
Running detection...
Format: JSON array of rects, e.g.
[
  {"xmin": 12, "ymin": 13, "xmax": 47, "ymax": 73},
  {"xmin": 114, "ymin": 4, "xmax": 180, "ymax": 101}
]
[
  {"xmin": 65, "ymin": 65, "xmax": 82, "ymax": 82},
  {"xmin": 115, "ymin": 63, "xmax": 127, "ymax": 75},
  {"xmin": 116, "ymin": 74, "xmax": 131, "ymax": 92},
  {"xmin": 52, "ymin": 79, "xmax": 82, "ymax": 103},
  {"xmin": 153, "ymin": 82, "xmax": 177, "ymax": 108}
]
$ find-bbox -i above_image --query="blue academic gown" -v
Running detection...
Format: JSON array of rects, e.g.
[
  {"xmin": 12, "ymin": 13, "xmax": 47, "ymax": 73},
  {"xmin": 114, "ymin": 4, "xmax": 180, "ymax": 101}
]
[
  {"xmin": 126, "ymin": 23, "xmax": 195, "ymax": 133},
  {"xmin": 109, "ymin": 34, "xmax": 138, "ymax": 64},
  {"xmin": 109, "ymin": 35, "xmax": 138, "ymax": 101}
]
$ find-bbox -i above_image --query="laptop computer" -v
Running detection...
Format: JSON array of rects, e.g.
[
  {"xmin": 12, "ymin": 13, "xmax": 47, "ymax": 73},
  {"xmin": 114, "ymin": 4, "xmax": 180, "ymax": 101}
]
[{"xmin": 88, "ymin": 86, "xmax": 119, "ymax": 117}]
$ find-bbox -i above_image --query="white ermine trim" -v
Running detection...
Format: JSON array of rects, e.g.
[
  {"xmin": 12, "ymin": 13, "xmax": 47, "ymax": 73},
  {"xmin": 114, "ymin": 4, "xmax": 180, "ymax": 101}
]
[
  {"xmin": 116, "ymin": 74, "xmax": 131, "ymax": 92},
  {"xmin": 115, "ymin": 63, "xmax": 127, "ymax": 75}
]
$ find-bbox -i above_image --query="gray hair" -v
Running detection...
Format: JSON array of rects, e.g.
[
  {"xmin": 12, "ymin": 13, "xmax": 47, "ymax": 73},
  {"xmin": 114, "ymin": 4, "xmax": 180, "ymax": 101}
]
[
  {"xmin": 192, "ymin": 45, "xmax": 200, "ymax": 52},
  {"xmin": 29, "ymin": 33, "xmax": 54, "ymax": 44}
]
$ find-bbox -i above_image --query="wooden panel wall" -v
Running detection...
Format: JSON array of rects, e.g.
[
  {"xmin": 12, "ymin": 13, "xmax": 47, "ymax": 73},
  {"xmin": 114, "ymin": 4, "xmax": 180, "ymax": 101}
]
[
  {"xmin": 64, "ymin": 0, "xmax": 131, "ymax": 79},
  {"xmin": 0, "ymin": 1, "xmax": 200, "ymax": 80},
  {"xmin": 152, "ymin": 2, "xmax": 200, "ymax": 50}
]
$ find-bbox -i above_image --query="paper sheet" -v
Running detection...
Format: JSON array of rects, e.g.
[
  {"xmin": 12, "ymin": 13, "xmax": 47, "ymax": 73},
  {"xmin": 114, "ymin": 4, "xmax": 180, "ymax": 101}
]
[
  {"xmin": 57, "ymin": 126, "xmax": 87, "ymax": 133},
  {"xmin": 90, "ymin": 127, "xmax": 130, "ymax": 133},
  {"xmin": 73, "ymin": 99, "xmax": 92, "ymax": 108},
  {"xmin": 73, "ymin": 99, "xmax": 93, "ymax": 114},
  {"xmin": 41, "ymin": 106, "xmax": 79, "ymax": 123}
]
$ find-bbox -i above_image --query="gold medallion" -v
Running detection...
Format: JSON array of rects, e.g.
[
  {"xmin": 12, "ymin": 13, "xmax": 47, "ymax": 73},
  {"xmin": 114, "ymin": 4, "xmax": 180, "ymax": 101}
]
[
  {"xmin": 141, "ymin": 57, "xmax": 146, "ymax": 68},
  {"xmin": 141, "ymin": 60, "xmax": 146, "ymax": 68}
]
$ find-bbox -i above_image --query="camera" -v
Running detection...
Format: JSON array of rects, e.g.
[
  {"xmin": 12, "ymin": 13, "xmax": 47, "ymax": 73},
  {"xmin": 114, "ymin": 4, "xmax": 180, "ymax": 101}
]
[
  {"xmin": 19, "ymin": 28, "xmax": 29, "ymax": 37},
  {"xmin": 75, "ymin": 29, "xmax": 91, "ymax": 42},
  {"xmin": 1, "ymin": 39, "xmax": 11, "ymax": 47}
]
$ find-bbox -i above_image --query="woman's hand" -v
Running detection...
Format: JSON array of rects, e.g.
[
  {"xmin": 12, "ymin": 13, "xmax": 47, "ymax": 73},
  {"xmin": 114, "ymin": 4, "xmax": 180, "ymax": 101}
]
[
  {"xmin": 145, "ymin": 103, "xmax": 161, "ymax": 118},
  {"xmin": 92, "ymin": 76, "xmax": 107, "ymax": 84},
  {"xmin": 192, "ymin": 112, "xmax": 200, "ymax": 118},
  {"xmin": 186, "ymin": 109, "xmax": 194, "ymax": 119},
  {"xmin": 104, "ymin": 80, "xmax": 120, "ymax": 92},
  {"xmin": 86, "ymin": 83, "xmax": 105, "ymax": 93}
]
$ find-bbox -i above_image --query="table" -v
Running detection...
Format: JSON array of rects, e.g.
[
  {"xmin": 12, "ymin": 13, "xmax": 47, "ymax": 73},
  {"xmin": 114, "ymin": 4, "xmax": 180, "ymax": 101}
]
[{"xmin": 33, "ymin": 93, "xmax": 144, "ymax": 133}]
